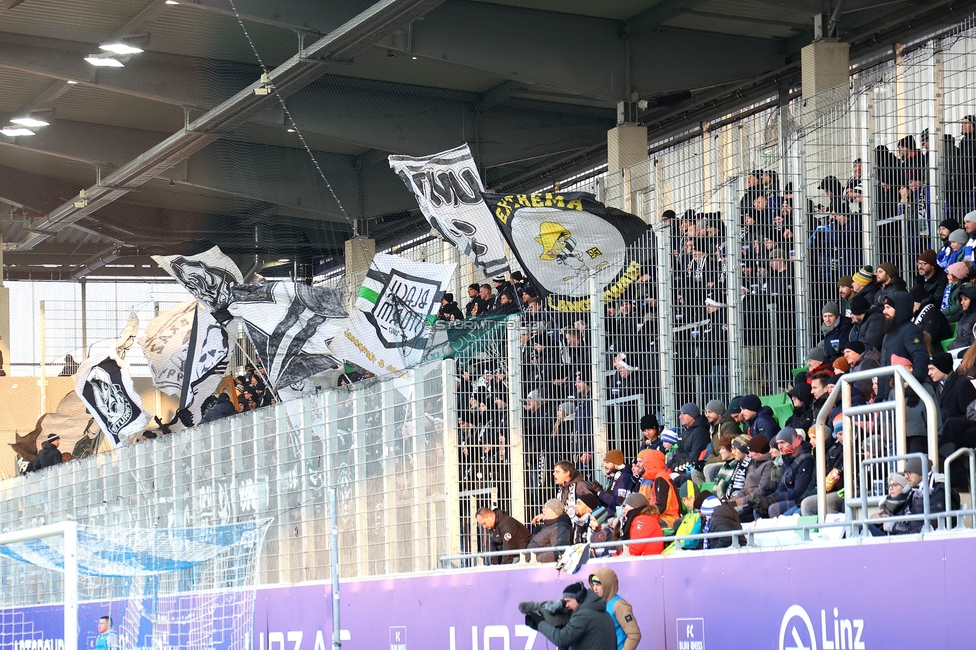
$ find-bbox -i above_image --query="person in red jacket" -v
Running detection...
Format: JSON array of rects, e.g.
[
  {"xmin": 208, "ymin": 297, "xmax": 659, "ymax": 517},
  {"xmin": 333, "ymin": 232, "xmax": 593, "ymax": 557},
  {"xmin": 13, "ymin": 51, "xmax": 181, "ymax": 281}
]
[{"xmin": 619, "ymin": 493, "xmax": 664, "ymax": 556}]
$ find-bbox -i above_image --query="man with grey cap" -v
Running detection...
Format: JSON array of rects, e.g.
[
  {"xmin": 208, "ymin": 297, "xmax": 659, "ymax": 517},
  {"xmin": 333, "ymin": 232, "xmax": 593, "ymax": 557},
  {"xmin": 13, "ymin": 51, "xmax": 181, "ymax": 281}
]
[
  {"xmin": 524, "ymin": 580, "xmax": 616, "ymax": 650},
  {"xmin": 526, "ymin": 499, "xmax": 572, "ymax": 563},
  {"xmin": 818, "ymin": 301, "xmax": 851, "ymax": 363},
  {"xmin": 667, "ymin": 402, "xmax": 710, "ymax": 471},
  {"xmin": 963, "ymin": 211, "xmax": 976, "ymax": 263},
  {"xmin": 761, "ymin": 427, "xmax": 815, "ymax": 518}
]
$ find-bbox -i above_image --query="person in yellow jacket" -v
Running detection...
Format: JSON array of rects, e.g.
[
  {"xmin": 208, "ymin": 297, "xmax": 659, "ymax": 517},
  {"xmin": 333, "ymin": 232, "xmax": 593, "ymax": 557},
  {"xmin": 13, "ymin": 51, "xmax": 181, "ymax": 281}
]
[{"xmin": 588, "ymin": 569, "xmax": 641, "ymax": 650}]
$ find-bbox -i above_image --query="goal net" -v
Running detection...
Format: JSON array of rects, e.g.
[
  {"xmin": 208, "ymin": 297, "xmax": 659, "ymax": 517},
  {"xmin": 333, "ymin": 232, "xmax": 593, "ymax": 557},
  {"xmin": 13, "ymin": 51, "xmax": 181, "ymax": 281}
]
[{"xmin": 0, "ymin": 519, "xmax": 269, "ymax": 650}]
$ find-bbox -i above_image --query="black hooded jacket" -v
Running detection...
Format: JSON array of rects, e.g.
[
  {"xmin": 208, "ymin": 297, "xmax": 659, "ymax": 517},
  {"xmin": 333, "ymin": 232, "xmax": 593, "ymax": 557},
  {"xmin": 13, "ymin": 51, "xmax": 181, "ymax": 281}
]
[
  {"xmin": 200, "ymin": 392, "xmax": 238, "ymax": 424},
  {"xmin": 879, "ymin": 291, "xmax": 931, "ymax": 399}
]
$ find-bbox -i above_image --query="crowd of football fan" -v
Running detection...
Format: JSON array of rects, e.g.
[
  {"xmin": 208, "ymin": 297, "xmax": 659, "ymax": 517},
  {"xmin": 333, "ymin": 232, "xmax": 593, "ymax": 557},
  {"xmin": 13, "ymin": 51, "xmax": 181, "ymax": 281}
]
[{"xmin": 462, "ymin": 122, "xmax": 976, "ymax": 562}]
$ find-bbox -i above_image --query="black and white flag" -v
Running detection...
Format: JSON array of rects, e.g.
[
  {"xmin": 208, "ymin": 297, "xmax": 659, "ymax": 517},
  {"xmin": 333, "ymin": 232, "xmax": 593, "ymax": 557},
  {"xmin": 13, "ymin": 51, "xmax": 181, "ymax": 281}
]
[
  {"xmin": 331, "ymin": 253, "xmax": 455, "ymax": 382},
  {"xmin": 390, "ymin": 144, "xmax": 510, "ymax": 278},
  {"xmin": 140, "ymin": 301, "xmax": 235, "ymax": 424},
  {"xmin": 228, "ymin": 282, "xmax": 347, "ymax": 390},
  {"xmin": 74, "ymin": 354, "xmax": 150, "ymax": 446},
  {"xmin": 482, "ymin": 192, "xmax": 650, "ymax": 312},
  {"xmin": 152, "ymin": 242, "xmax": 243, "ymax": 314}
]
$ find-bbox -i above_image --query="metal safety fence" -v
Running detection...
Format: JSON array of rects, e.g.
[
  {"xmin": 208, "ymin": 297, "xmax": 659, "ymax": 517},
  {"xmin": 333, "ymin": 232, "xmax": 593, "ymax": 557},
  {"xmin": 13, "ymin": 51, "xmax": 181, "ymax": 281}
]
[{"xmin": 0, "ymin": 359, "xmax": 459, "ymax": 592}]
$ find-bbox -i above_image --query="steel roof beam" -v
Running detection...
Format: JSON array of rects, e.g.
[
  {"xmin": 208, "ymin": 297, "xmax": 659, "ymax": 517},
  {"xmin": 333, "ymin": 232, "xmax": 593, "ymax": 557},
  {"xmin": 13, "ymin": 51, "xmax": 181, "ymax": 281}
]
[{"xmin": 14, "ymin": 0, "xmax": 448, "ymax": 251}]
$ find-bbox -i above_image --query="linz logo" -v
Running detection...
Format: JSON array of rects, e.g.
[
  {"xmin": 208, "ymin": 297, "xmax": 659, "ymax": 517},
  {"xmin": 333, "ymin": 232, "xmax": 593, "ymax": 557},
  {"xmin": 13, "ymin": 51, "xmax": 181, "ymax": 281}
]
[
  {"xmin": 371, "ymin": 270, "xmax": 438, "ymax": 347},
  {"xmin": 779, "ymin": 605, "xmax": 865, "ymax": 650}
]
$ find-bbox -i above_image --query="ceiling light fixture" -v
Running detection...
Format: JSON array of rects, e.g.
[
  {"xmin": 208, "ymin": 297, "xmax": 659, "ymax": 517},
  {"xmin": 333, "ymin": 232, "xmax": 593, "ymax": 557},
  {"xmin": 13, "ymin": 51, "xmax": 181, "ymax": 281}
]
[
  {"xmin": 85, "ymin": 54, "xmax": 125, "ymax": 67},
  {"xmin": 165, "ymin": 0, "xmax": 179, "ymax": 4},
  {"xmin": 66, "ymin": 80, "xmax": 79, "ymax": 84},
  {"xmin": 10, "ymin": 116, "xmax": 50, "ymax": 128},
  {"xmin": 286, "ymin": 127, "xmax": 296, "ymax": 133},
  {"xmin": 99, "ymin": 43, "xmax": 144, "ymax": 55},
  {"xmin": 0, "ymin": 127, "xmax": 35, "ymax": 137}
]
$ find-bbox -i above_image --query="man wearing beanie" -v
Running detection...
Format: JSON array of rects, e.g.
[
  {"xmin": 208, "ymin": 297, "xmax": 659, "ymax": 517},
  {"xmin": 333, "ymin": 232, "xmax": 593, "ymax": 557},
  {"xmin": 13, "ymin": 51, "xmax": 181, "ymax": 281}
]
[
  {"xmin": 730, "ymin": 435, "xmax": 775, "ymax": 521},
  {"xmin": 702, "ymin": 400, "xmax": 741, "ymax": 471},
  {"xmin": 464, "ymin": 283, "xmax": 482, "ymax": 318},
  {"xmin": 914, "ymin": 249, "xmax": 948, "ymax": 308},
  {"xmin": 875, "ymin": 262, "xmax": 908, "ymax": 306},
  {"xmin": 843, "ymin": 341, "xmax": 881, "ymax": 398},
  {"xmin": 818, "ymin": 301, "xmax": 851, "ymax": 362},
  {"xmin": 619, "ymin": 492, "xmax": 665, "ymax": 556},
  {"xmin": 437, "ymin": 292, "xmax": 464, "ymax": 321},
  {"xmin": 738, "ymin": 394, "xmax": 778, "ymax": 441},
  {"xmin": 878, "ymin": 292, "xmax": 931, "ymax": 399},
  {"xmin": 847, "ymin": 293, "xmax": 885, "ymax": 350},
  {"xmin": 639, "ymin": 414, "xmax": 664, "ymax": 453},
  {"xmin": 928, "ymin": 353, "xmax": 976, "ymax": 444},
  {"xmin": 761, "ymin": 428, "xmax": 815, "ymax": 518},
  {"xmin": 525, "ymin": 580, "xmax": 616, "ymax": 649},
  {"xmin": 667, "ymin": 403, "xmax": 710, "ymax": 472},
  {"xmin": 939, "ymin": 229, "xmax": 968, "ymax": 270},
  {"xmin": 851, "ymin": 265, "xmax": 879, "ymax": 303},
  {"xmin": 599, "ymin": 450, "xmax": 634, "ymax": 516}
]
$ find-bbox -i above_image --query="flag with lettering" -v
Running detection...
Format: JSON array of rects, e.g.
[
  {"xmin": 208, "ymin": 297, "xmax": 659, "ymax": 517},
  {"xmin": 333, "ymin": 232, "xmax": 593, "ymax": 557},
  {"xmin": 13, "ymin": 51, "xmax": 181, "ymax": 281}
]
[
  {"xmin": 390, "ymin": 144, "xmax": 510, "ymax": 278},
  {"xmin": 228, "ymin": 281, "xmax": 347, "ymax": 392},
  {"xmin": 331, "ymin": 253, "xmax": 456, "ymax": 381},
  {"xmin": 482, "ymin": 192, "xmax": 650, "ymax": 312},
  {"xmin": 74, "ymin": 353, "xmax": 151, "ymax": 446}
]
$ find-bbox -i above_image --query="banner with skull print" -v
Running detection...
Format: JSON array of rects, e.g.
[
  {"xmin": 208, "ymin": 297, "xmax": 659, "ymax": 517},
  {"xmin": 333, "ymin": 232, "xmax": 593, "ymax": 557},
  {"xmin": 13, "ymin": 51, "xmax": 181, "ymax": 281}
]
[
  {"xmin": 331, "ymin": 253, "xmax": 456, "ymax": 381},
  {"xmin": 139, "ymin": 300, "xmax": 237, "ymax": 425},
  {"xmin": 228, "ymin": 282, "xmax": 347, "ymax": 392},
  {"xmin": 74, "ymin": 354, "xmax": 150, "ymax": 446},
  {"xmin": 389, "ymin": 144, "xmax": 510, "ymax": 278},
  {"xmin": 152, "ymin": 242, "xmax": 243, "ymax": 314},
  {"xmin": 482, "ymin": 192, "xmax": 650, "ymax": 312}
]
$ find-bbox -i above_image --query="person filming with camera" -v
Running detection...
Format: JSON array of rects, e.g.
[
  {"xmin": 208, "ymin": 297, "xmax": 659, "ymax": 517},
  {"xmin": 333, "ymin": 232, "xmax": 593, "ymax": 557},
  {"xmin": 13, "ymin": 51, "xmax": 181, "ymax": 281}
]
[{"xmin": 523, "ymin": 581, "xmax": 617, "ymax": 650}]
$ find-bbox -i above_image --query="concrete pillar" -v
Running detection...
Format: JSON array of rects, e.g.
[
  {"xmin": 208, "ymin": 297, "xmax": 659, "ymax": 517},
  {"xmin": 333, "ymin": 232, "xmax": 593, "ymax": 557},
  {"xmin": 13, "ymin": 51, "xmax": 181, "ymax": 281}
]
[
  {"xmin": 607, "ymin": 123, "xmax": 648, "ymax": 175},
  {"xmin": 0, "ymin": 233, "xmax": 8, "ymax": 376},
  {"xmin": 801, "ymin": 40, "xmax": 850, "ymax": 98},
  {"xmin": 344, "ymin": 237, "xmax": 375, "ymax": 311}
]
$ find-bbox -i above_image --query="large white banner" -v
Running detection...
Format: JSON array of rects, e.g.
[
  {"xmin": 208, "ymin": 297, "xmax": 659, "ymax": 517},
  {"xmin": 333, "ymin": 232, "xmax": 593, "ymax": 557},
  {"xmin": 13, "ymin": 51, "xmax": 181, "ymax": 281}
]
[
  {"xmin": 332, "ymin": 253, "xmax": 456, "ymax": 381},
  {"xmin": 152, "ymin": 242, "xmax": 243, "ymax": 313},
  {"xmin": 390, "ymin": 144, "xmax": 510, "ymax": 278},
  {"xmin": 74, "ymin": 353, "xmax": 151, "ymax": 446},
  {"xmin": 228, "ymin": 282, "xmax": 347, "ymax": 391},
  {"xmin": 139, "ymin": 301, "xmax": 235, "ymax": 424}
]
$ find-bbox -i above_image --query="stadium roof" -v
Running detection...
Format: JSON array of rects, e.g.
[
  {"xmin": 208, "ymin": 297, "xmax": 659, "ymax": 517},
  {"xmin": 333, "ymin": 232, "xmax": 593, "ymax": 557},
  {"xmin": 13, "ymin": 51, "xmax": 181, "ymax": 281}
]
[{"xmin": 0, "ymin": 0, "xmax": 973, "ymax": 280}]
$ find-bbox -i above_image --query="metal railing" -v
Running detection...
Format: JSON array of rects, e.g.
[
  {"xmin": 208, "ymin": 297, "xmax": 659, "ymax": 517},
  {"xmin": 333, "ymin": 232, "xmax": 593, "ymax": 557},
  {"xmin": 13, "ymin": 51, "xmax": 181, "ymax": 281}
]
[
  {"xmin": 814, "ymin": 364, "xmax": 939, "ymax": 522},
  {"xmin": 859, "ymin": 453, "xmax": 932, "ymax": 534},
  {"xmin": 0, "ymin": 359, "xmax": 459, "ymax": 593}
]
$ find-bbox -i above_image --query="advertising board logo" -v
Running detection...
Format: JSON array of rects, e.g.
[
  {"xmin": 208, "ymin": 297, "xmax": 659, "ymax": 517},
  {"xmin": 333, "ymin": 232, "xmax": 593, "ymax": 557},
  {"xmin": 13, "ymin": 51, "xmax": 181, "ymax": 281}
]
[
  {"xmin": 779, "ymin": 605, "xmax": 865, "ymax": 650},
  {"xmin": 779, "ymin": 605, "xmax": 817, "ymax": 650},
  {"xmin": 675, "ymin": 617, "xmax": 704, "ymax": 650},
  {"xmin": 390, "ymin": 626, "xmax": 407, "ymax": 650}
]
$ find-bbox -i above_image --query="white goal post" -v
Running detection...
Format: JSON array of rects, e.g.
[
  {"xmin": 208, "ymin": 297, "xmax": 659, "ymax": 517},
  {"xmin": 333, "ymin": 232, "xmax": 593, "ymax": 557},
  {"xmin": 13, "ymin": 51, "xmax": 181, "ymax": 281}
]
[{"xmin": 0, "ymin": 521, "xmax": 79, "ymax": 650}]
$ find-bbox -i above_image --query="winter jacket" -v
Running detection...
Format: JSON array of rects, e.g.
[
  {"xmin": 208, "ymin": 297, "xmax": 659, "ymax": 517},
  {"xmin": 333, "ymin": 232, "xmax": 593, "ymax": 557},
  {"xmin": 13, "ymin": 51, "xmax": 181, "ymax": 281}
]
[
  {"xmin": 742, "ymin": 454, "xmax": 776, "ymax": 504},
  {"xmin": 849, "ymin": 310, "xmax": 886, "ymax": 351},
  {"xmin": 769, "ymin": 441, "xmax": 816, "ymax": 508},
  {"xmin": 637, "ymin": 450, "xmax": 680, "ymax": 527},
  {"xmin": 536, "ymin": 590, "xmax": 617, "ymax": 650},
  {"xmin": 913, "ymin": 303, "xmax": 953, "ymax": 352},
  {"xmin": 950, "ymin": 297, "xmax": 976, "ymax": 352},
  {"xmin": 849, "ymin": 348, "xmax": 882, "ymax": 397},
  {"xmin": 200, "ymin": 393, "xmax": 237, "ymax": 424},
  {"xmin": 712, "ymin": 460, "xmax": 739, "ymax": 500},
  {"xmin": 706, "ymin": 502, "xmax": 745, "ymax": 549},
  {"xmin": 599, "ymin": 466, "xmax": 635, "ymax": 513},
  {"xmin": 705, "ymin": 414, "xmax": 742, "ymax": 463},
  {"xmin": 589, "ymin": 568, "xmax": 641, "ymax": 650},
  {"xmin": 744, "ymin": 406, "xmax": 778, "ymax": 441},
  {"xmin": 914, "ymin": 269, "xmax": 949, "ymax": 308},
  {"xmin": 879, "ymin": 292, "xmax": 931, "ymax": 398},
  {"xmin": 527, "ymin": 514, "xmax": 572, "ymax": 563},
  {"xmin": 935, "ymin": 372, "xmax": 976, "ymax": 422},
  {"xmin": 486, "ymin": 509, "xmax": 532, "ymax": 564},
  {"xmin": 875, "ymin": 276, "xmax": 909, "ymax": 307},
  {"xmin": 622, "ymin": 508, "xmax": 665, "ymax": 556},
  {"xmin": 29, "ymin": 443, "xmax": 62, "ymax": 472},
  {"xmin": 668, "ymin": 414, "xmax": 710, "ymax": 470},
  {"xmin": 819, "ymin": 318, "xmax": 852, "ymax": 362},
  {"xmin": 561, "ymin": 474, "xmax": 596, "ymax": 528}
]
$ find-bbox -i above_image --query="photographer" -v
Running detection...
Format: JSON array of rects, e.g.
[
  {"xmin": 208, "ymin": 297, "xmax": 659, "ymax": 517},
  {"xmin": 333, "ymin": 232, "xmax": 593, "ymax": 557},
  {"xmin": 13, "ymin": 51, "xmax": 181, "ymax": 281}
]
[{"xmin": 524, "ymin": 581, "xmax": 617, "ymax": 650}]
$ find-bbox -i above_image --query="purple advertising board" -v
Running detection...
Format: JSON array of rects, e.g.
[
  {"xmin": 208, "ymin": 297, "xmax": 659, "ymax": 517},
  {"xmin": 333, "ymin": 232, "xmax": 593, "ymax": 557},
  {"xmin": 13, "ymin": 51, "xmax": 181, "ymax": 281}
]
[{"xmin": 7, "ymin": 534, "xmax": 976, "ymax": 649}]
